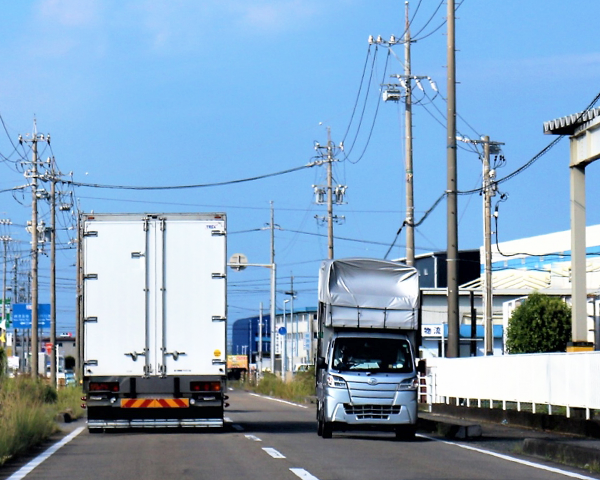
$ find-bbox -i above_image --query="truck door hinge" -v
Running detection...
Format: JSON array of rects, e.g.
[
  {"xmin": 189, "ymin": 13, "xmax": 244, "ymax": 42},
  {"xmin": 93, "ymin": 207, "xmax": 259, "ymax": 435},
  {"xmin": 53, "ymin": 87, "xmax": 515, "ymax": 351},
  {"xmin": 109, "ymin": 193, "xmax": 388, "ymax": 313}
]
[
  {"xmin": 131, "ymin": 251, "xmax": 145, "ymax": 258},
  {"xmin": 143, "ymin": 364, "xmax": 153, "ymax": 376},
  {"xmin": 211, "ymin": 230, "xmax": 226, "ymax": 236},
  {"xmin": 83, "ymin": 230, "xmax": 98, "ymax": 237},
  {"xmin": 84, "ymin": 273, "xmax": 98, "ymax": 280},
  {"xmin": 211, "ymin": 273, "xmax": 226, "ymax": 279},
  {"xmin": 158, "ymin": 364, "xmax": 167, "ymax": 376},
  {"xmin": 84, "ymin": 316, "xmax": 98, "ymax": 323},
  {"xmin": 212, "ymin": 316, "xmax": 226, "ymax": 322}
]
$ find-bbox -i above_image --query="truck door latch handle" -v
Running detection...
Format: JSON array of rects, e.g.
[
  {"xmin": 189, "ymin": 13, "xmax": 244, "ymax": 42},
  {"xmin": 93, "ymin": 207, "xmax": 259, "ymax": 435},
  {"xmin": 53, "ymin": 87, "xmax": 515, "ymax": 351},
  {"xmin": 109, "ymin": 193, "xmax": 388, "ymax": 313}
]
[
  {"xmin": 165, "ymin": 351, "xmax": 186, "ymax": 360},
  {"xmin": 125, "ymin": 351, "xmax": 146, "ymax": 361}
]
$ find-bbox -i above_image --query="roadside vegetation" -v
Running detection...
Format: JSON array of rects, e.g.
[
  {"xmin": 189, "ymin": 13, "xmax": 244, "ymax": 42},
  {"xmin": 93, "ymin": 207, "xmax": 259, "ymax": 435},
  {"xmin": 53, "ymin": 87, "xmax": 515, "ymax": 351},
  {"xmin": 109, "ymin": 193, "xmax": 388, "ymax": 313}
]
[
  {"xmin": 241, "ymin": 369, "xmax": 316, "ymax": 403},
  {"xmin": 0, "ymin": 350, "xmax": 84, "ymax": 465}
]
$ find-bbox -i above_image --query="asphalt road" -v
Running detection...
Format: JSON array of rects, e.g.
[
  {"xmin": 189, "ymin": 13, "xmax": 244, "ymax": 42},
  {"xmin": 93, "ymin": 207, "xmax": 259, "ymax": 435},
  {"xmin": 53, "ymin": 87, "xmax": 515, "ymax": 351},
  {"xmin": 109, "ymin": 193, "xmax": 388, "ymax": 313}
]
[{"xmin": 2, "ymin": 389, "xmax": 599, "ymax": 480}]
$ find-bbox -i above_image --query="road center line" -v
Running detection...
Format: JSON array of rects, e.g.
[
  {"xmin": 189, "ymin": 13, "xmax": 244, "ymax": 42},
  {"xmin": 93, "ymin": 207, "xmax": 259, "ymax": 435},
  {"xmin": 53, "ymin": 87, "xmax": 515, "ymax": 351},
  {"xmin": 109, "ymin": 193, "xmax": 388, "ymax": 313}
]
[
  {"xmin": 7, "ymin": 427, "xmax": 85, "ymax": 480},
  {"xmin": 417, "ymin": 433, "xmax": 597, "ymax": 480},
  {"xmin": 290, "ymin": 468, "xmax": 321, "ymax": 480},
  {"xmin": 263, "ymin": 447, "xmax": 286, "ymax": 459},
  {"xmin": 249, "ymin": 393, "xmax": 309, "ymax": 409}
]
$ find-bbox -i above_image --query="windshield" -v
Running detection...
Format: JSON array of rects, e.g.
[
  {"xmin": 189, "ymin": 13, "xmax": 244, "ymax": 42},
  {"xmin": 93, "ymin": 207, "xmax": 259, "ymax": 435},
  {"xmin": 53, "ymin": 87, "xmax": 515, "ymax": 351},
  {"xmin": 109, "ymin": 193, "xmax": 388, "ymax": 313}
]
[{"xmin": 331, "ymin": 337, "xmax": 413, "ymax": 373}]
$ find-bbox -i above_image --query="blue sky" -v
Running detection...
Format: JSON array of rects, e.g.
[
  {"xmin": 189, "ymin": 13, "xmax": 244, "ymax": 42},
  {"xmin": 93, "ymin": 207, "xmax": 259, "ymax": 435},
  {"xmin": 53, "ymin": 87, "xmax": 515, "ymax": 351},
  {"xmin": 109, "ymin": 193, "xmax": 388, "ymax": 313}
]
[{"xmin": 1, "ymin": 0, "xmax": 600, "ymax": 331}]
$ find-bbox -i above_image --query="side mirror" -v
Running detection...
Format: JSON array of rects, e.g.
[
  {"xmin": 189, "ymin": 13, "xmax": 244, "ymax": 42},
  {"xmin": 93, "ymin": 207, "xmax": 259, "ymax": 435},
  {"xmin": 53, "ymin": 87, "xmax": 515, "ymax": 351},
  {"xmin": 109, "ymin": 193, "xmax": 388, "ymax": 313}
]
[{"xmin": 317, "ymin": 356, "xmax": 326, "ymax": 369}]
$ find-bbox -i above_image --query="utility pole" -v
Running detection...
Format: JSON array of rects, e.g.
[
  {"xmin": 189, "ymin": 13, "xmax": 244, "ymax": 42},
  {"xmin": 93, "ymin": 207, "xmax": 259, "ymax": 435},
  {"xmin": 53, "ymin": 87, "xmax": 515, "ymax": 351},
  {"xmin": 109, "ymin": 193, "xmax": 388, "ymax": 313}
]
[
  {"xmin": 269, "ymin": 201, "xmax": 277, "ymax": 375},
  {"xmin": 446, "ymin": 0, "xmax": 459, "ymax": 358},
  {"xmin": 285, "ymin": 275, "xmax": 297, "ymax": 372},
  {"xmin": 379, "ymin": 4, "xmax": 438, "ymax": 266},
  {"xmin": 313, "ymin": 129, "xmax": 346, "ymax": 259},
  {"xmin": 50, "ymin": 162, "xmax": 57, "ymax": 386},
  {"xmin": 403, "ymin": 3, "xmax": 415, "ymax": 266},
  {"xmin": 1, "ymin": 227, "xmax": 11, "ymax": 350},
  {"xmin": 457, "ymin": 135, "xmax": 503, "ymax": 356},
  {"xmin": 258, "ymin": 302, "xmax": 263, "ymax": 377},
  {"xmin": 20, "ymin": 125, "xmax": 50, "ymax": 376}
]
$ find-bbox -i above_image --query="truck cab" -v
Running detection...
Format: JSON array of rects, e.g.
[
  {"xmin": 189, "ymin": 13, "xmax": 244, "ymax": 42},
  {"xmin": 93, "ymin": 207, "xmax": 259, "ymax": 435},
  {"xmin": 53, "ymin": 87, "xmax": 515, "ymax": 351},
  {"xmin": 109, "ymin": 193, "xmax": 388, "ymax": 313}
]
[{"xmin": 316, "ymin": 331, "xmax": 418, "ymax": 439}]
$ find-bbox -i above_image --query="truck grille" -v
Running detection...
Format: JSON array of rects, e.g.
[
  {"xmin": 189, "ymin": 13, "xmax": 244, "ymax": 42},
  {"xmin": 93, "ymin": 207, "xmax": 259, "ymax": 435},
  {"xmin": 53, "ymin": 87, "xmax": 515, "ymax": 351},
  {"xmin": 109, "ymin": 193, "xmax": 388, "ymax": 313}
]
[{"xmin": 344, "ymin": 404, "xmax": 401, "ymax": 420}]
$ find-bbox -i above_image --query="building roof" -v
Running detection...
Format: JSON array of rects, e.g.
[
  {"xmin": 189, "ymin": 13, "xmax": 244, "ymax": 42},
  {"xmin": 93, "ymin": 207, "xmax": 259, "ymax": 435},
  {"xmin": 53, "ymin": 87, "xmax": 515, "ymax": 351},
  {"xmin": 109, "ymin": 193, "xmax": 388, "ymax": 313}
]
[{"xmin": 543, "ymin": 107, "xmax": 600, "ymax": 136}]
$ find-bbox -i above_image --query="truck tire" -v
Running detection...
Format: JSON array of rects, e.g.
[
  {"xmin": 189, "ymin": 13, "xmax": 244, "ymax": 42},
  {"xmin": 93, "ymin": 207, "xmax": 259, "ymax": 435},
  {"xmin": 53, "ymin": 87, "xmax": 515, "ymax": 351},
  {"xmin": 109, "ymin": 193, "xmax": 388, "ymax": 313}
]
[
  {"xmin": 321, "ymin": 421, "xmax": 333, "ymax": 439},
  {"xmin": 395, "ymin": 425, "xmax": 416, "ymax": 441}
]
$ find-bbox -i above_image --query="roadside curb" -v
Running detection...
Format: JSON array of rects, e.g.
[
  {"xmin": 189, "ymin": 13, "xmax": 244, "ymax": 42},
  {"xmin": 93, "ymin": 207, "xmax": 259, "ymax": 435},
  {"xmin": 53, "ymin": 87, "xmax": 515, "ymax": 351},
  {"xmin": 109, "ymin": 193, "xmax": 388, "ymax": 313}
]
[
  {"xmin": 522, "ymin": 438, "xmax": 600, "ymax": 469},
  {"xmin": 418, "ymin": 414, "xmax": 483, "ymax": 440}
]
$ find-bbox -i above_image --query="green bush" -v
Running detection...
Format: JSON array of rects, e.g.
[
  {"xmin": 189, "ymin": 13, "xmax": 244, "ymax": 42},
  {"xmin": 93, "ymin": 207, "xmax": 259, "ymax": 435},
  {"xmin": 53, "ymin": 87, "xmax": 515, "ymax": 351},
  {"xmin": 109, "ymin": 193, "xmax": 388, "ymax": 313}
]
[{"xmin": 506, "ymin": 292, "xmax": 572, "ymax": 354}]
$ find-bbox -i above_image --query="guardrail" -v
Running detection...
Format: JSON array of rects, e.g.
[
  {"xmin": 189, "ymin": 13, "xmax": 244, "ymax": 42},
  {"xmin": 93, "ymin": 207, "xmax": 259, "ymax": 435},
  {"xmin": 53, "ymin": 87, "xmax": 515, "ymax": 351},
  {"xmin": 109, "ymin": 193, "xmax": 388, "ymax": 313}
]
[{"xmin": 423, "ymin": 351, "xmax": 600, "ymax": 420}]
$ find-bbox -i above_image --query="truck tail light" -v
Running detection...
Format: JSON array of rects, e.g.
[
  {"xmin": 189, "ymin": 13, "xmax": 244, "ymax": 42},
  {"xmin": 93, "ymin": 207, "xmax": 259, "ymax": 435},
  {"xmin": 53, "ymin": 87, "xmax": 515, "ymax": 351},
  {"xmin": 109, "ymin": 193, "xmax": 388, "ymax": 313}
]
[
  {"xmin": 89, "ymin": 382, "xmax": 119, "ymax": 392},
  {"xmin": 190, "ymin": 381, "xmax": 221, "ymax": 392},
  {"xmin": 397, "ymin": 377, "xmax": 419, "ymax": 391}
]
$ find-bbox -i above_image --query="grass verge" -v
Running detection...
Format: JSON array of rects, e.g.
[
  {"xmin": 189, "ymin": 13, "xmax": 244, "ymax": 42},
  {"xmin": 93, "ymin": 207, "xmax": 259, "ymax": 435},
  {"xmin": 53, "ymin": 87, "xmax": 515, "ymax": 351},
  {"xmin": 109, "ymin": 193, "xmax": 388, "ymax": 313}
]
[
  {"xmin": 243, "ymin": 370, "xmax": 316, "ymax": 403},
  {"xmin": 0, "ymin": 376, "xmax": 84, "ymax": 466}
]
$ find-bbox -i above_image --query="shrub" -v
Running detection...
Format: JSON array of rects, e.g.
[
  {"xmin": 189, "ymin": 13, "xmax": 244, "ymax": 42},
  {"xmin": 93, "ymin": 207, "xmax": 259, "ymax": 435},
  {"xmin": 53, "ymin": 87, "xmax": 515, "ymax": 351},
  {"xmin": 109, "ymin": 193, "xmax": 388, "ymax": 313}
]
[{"xmin": 506, "ymin": 292, "xmax": 572, "ymax": 354}]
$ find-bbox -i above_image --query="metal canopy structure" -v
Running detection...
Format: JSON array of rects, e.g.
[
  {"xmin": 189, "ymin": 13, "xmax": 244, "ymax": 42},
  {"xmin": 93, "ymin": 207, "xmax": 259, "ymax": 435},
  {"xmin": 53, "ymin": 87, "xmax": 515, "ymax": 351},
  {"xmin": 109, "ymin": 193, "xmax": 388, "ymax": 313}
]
[{"xmin": 544, "ymin": 108, "xmax": 600, "ymax": 349}]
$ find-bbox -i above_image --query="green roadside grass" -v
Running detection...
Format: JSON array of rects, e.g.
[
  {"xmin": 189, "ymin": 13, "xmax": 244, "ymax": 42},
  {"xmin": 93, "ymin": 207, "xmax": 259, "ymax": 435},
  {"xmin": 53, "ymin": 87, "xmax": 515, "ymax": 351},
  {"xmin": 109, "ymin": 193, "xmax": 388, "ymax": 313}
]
[
  {"xmin": 0, "ymin": 375, "xmax": 84, "ymax": 466},
  {"xmin": 242, "ymin": 370, "xmax": 316, "ymax": 403}
]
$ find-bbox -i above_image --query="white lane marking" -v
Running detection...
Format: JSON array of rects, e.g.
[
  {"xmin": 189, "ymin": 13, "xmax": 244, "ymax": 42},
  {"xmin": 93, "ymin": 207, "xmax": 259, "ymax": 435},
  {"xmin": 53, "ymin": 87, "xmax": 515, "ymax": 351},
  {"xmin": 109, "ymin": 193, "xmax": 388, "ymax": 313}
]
[
  {"xmin": 245, "ymin": 434, "xmax": 262, "ymax": 442},
  {"xmin": 263, "ymin": 447, "xmax": 286, "ymax": 459},
  {"xmin": 290, "ymin": 468, "xmax": 321, "ymax": 480},
  {"xmin": 232, "ymin": 424, "xmax": 244, "ymax": 431},
  {"xmin": 417, "ymin": 433, "xmax": 597, "ymax": 480},
  {"xmin": 249, "ymin": 393, "xmax": 308, "ymax": 409},
  {"xmin": 7, "ymin": 427, "xmax": 85, "ymax": 480}
]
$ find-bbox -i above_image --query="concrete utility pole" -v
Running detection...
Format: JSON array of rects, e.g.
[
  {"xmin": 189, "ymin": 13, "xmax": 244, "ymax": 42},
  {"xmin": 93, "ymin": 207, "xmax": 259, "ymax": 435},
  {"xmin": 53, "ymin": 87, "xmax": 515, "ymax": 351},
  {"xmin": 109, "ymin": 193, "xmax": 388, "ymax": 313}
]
[
  {"xmin": 258, "ymin": 302, "xmax": 263, "ymax": 376},
  {"xmin": 269, "ymin": 201, "xmax": 277, "ymax": 374},
  {"xmin": 1, "ymin": 227, "xmax": 11, "ymax": 350},
  {"xmin": 20, "ymin": 124, "xmax": 50, "ymax": 376},
  {"xmin": 446, "ymin": 0, "xmax": 459, "ymax": 358},
  {"xmin": 457, "ymin": 135, "xmax": 503, "ymax": 355},
  {"xmin": 482, "ymin": 138, "xmax": 494, "ymax": 356},
  {"xmin": 403, "ymin": 2, "xmax": 415, "ymax": 266},
  {"xmin": 50, "ymin": 163, "xmax": 57, "ymax": 386},
  {"xmin": 313, "ymin": 129, "xmax": 346, "ymax": 259}
]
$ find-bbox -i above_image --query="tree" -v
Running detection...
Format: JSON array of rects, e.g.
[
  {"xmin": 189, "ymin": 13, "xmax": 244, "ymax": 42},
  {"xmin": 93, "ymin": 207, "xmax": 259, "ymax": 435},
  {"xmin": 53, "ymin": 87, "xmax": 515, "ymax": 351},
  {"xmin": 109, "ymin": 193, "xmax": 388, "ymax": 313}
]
[{"xmin": 506, "ymin": 292, "xmax": 572, "ymax": 354}]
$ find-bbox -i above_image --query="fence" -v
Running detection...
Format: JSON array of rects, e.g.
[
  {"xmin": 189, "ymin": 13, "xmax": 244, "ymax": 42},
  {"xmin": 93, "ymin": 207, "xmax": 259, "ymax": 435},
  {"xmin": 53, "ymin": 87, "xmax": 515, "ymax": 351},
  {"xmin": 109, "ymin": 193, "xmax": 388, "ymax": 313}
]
[{"xmin": 423, "ymin": 351, "xmax": 600, "ymax": 419}]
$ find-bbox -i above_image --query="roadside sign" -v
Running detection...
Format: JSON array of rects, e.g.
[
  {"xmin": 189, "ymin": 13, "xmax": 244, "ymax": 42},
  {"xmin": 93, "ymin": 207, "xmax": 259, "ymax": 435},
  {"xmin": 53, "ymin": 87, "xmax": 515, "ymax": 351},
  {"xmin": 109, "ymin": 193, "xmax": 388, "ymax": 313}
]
[
  {"xmin": 12, "ymin": 304, "xmax": 51, "ymax": 329},
  {"xmin": 278, "ymin": 327, "xmax": 287, "ymax": 335}
]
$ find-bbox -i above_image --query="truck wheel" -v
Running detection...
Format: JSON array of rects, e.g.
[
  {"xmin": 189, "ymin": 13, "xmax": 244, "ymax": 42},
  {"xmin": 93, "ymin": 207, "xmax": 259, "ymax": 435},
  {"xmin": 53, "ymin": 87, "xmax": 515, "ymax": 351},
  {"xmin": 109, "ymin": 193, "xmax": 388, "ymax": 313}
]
[
  {"xmin": 317, "ymin": 418, "xmax": 324, "ymax": 437},
  {"xmin": 395, "ymin": 425, "xmax": 416, "ymax": 441},
  {"xmin": 321, "ymin": 421, "xmax": 333, "ymax": 439}
]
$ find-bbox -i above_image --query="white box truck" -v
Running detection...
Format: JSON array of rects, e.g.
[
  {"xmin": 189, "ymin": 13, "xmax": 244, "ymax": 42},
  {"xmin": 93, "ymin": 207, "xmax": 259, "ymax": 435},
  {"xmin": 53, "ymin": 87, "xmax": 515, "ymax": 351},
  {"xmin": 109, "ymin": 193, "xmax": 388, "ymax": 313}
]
[
  {"xmin": 79, "ymin": 213, "xmax": 228, "ymax": 430},
  {"xmin": 316, "ymin": 258, "xmax": 420, "ymax": 439}
]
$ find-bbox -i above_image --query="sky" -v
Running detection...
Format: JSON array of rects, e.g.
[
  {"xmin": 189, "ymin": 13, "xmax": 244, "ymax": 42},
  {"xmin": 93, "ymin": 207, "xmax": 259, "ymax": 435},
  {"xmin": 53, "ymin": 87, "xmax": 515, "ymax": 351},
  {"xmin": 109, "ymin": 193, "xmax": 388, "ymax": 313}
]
[{"xmin": 1, "ymin": 0, "xmax": 600, "ymax": 333}]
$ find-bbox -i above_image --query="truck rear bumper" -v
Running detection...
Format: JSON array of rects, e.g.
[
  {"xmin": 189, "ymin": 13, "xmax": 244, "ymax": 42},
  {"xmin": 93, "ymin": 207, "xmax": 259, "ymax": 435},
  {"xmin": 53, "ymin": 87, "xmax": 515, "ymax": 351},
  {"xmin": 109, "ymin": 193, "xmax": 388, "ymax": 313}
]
[{"xmin": 88, "ymin": 418, "xmax": 223, "ymax": 429}]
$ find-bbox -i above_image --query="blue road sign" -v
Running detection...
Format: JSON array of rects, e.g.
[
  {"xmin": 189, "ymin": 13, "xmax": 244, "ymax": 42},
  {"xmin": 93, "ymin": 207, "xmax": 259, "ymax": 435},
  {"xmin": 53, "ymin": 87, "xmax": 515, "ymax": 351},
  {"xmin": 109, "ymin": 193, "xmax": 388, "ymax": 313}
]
[
  {"xmin": 12, "ymin": 303, "xmax": 51, "ymax": 329},
  {"xmin": 278, "ymin": 326, "xmax": 287, "ymax": 335}
]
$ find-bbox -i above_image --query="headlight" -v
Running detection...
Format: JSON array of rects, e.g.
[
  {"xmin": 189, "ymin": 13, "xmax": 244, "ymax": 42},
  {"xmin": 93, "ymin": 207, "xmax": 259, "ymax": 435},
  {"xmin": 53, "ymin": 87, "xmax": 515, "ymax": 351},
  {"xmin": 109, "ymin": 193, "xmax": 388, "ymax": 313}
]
[
  {"xmin": 326, "ymin": 374, "xmax": 347, "ymax": 388},
  {"xmin": 397, "ymin": 376, "xmax": 419, "ymax": 391}
]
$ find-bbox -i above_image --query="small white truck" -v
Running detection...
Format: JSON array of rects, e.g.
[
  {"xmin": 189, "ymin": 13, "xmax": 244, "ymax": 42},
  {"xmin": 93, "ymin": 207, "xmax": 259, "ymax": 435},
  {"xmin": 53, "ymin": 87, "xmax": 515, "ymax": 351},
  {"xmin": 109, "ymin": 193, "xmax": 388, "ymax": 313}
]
[
  {"xmin": 315, "ymin": 258, "xmax": 420, "ymax": 439},
  {"xmin": 79, "ymin": 213, "xmax": 228, "ymax": 430}
]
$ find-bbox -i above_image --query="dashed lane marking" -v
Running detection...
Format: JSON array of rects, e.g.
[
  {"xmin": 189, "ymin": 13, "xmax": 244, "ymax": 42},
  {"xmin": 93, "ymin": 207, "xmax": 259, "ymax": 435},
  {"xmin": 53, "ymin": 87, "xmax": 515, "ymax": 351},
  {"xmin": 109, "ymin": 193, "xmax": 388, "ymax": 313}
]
[
  {"xmin": 290, "ymin": 468, "xmax": 321, "ymax": 480},
  {"xmin": 262, "ymin": 447, "xmax": 286, "ymax": 459},
  {"xmin": 245, "ymin": 434, "xmax": 262, "ymax": 442}
]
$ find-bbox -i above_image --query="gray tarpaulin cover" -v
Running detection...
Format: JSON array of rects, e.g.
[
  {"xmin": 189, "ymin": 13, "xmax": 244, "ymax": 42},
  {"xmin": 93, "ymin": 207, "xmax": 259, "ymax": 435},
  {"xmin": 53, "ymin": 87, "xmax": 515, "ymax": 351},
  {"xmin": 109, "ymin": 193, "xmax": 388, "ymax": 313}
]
[{"xmin": 318, "ymin": 258, "xmax": 419, "ymax": 329}]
